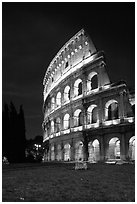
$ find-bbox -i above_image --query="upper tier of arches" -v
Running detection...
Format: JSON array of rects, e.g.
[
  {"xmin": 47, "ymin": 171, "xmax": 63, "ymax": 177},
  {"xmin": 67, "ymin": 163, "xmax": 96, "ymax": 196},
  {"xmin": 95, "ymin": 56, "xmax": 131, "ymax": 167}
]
[{"xmin": 43, "ymin": 29, "xmax": 97, "ymax": 101}]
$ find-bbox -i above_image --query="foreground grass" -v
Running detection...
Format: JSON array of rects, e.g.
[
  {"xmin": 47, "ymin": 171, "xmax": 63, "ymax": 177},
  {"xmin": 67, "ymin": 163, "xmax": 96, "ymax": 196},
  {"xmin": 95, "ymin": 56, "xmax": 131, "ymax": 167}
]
[{"xmin": 2, "ymin": 162, "xmax": 135, "ymax": 202}]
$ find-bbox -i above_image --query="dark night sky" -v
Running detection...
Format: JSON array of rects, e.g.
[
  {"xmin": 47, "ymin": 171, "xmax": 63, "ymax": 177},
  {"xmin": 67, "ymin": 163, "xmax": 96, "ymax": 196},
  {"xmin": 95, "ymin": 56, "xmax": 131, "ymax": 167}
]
[{"xmin": 2, "ymin": 2, "xmax": 135, "ymax": 139}]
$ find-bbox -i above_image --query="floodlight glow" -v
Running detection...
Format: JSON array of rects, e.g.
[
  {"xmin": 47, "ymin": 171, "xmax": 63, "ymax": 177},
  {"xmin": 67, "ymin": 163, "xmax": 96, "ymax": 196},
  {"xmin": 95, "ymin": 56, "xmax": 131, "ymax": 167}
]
[
  {"xmin": 73, "ymin": 126, "xmax": 83, "ymax": 132},
  {"xmin": 79, "ymin": 45, "xmax": 82, "ymax": 49},
  {"xmin": 112, "ymin": 119, "xmax": 120, "ymax": 125},
  {"xmin": 50, "ymin": 134, "xmax": 53, "ymax": 138},
  {"xmin": 127, "ymin": 117, "xmax": 134, "ymax": 123},
  {"xmin": 63, "ymin": 129, "xmax": 70, "ymax": 134},
  {"xmin": 104, "ymin": 120, "xmax": 112, "ymax": 126},
  {"xmin": 85, "ymin": 41, "xmax": 88, "ymax": 45},
  {"xmin": 104, "ymin": 119, "xmax": 120, "ymax": 126},
  {"xmin": 56, "ymin": 132, "xmax": 61, "ymax": 137},
  {"xmin": 85, "ymin": 122, "xmax": 99, "ymax": 129},
  {"xmin": 103, "ymin": 84, "xmax": 110, "ymax": 90},
  {"xmin": 44, "ymin": 54, "xmax": 97, "ymax": 101},
  {"xmin": 43, "ymin": 137, "xmax": 49, "ymax": 142}
]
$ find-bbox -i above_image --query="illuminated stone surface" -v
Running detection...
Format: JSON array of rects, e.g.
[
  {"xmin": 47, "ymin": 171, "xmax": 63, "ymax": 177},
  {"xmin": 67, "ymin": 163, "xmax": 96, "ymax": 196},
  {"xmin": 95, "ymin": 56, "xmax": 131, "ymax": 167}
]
[{"xmin": 42, "ymin": 29, "xmax": 135, "ymax": 162}]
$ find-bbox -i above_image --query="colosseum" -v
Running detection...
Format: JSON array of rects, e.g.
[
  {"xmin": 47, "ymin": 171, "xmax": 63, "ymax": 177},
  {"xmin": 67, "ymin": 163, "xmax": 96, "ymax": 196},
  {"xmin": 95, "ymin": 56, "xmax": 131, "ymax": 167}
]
[{"xmin": 42, "ymin": 29, "xmax": 135, "ymax": 163}]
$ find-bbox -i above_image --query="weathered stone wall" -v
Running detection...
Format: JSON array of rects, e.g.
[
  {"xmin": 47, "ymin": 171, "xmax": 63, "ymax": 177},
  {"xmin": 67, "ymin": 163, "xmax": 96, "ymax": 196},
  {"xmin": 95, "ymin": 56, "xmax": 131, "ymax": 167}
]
[{"xmin": 42, "ymin": 29, "xmax": 135, "ymax": 162}]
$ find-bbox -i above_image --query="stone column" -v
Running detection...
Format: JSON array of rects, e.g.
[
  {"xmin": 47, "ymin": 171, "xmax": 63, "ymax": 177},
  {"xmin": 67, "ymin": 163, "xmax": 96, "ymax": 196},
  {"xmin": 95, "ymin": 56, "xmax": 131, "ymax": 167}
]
[
  {"xmin": 124, "ymin": 133, "xmax": 131, "ymax": 160},
  {"xmin": 99, "ymin": 136, "xmax": 105, "ymax": 162},
  {"xmin": 97, "ymin": 65, "xmax": 102, "ymax": 89},
  {"xmin": 125, "ymin": 140, "xmax": 129, "ymax": 160},
  {"xmin": 102, "ymin": 136, "xmax": 109, "ymax": 161},
  {"xmin": 83, "ymin": 132, "xmax": 89, "ymax": 161},
  {"xmin": 82, "ymin": 74, "xmax": 87, "ymax": 97},
  {"xmin": 98, "ymin": 98, "xmax": 103, "ymax": 126},
  {"xmin": 54, "ymin": 144, "xmax": 57, "ymax": 161},
  {"xmin": 69, "ymin": 109, "xmax": 73, "ymax": 130},
  {"xmin": 98, "ymin": 62, "xmax": 110, "ymax": 88},
  {"xmin": 60, "ymin": 87, "xmax": 63, "ymax": 107},
  {"xmin": 48, "ymin": 144, "xmax": 51, "ymax": 161},
  {"xmin": 61, "ymin": 142, "xmax": 64, "ymax": 161},
  {"xmin": 70, "ymin": 76, "xmax": 75, "ymax": 100},
  {"xmin": 83, "ymin": 143, "xmax": 89, "ymax": 161},
  {"xmin": 83, "ymin": 105, "xmax": 87, "ymax": 130},
  {"xmin": 70, "ymin": 139, "xmax": 75, "ymax": 161},
  {"xmin": 60, "ymin": 115, "xmax": 64, "ymax": 133},
  {"xmin": 120, "ymin": 133, "xmax": 126, "ymax": 160},
  {"xmin": 119, "ymin": 91, "xmax": 125, "ymax": 122}
]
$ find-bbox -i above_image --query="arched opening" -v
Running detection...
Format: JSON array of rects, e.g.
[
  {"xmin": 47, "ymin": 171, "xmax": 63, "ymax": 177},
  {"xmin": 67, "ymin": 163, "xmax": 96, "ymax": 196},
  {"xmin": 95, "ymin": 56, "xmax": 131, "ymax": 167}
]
[
  {"xmin": 68, "ymin": 89, "xmax": 70, "ymax": 100},
  {"xmin": 65, "ymin": 61, "xmax": 68, "ymax": 69},
  {"xmin": 87, "ymin": 105, "xmax": 98, "ymax": 124},
  {"xmin": 46, "ymin": 120, "xmax": 51, "ymax": 135},
  {"xmin": 75, "ymin": 141, "xmax": 83, "ymax": 161},
  {"xmin": 132, "ymin": 104, "xmax": 135, "ymax": 115},
  {"xmin": 64, "ymin": 144, "xmax": 71, "ymax": 161},
  {"xmin": 44, "ymin": 95, "xmax": 51, "ymax": 114},
  {"xmin": 129, "ymin": 136, "xmax": 135, "ymax": 160},
  {"xmin": 74, "ymin": 79, "xmax": 82, "ymax": 97},
  {"xmin": 92, "ymin": 107, "xmax": 98, "ymax": 123},
  {"xmin": 91, "ymin": 75, "xmax": 98, "ymax": 89},
  {"xmin": 57, "ymin": 144, "xmax": 62, "ymax": 161},
  {"xmin": 105, "ymin": 100, "xmax": 119, "ymax": 120},
  {"xmin": 88, "ymin": 139, "xmax": 100, "ymax": 162},
  {"xmin": 64, "ymin": 86, "xmax": 70, "ymax": 102},
  {"xmin": 51, "ymin": 145, "xmax": 55, "ymax": 161},
  {"xmin": 63, "ymin": 113, "xmax": 70, "ymax": 130},
  {"xmin": 107, "ymin": 137, "xmax": 120, "ymax": 160},
  {"xmin": 78, "ymin": 112, "xmax": 83, "ymax": 126},
  {"xmin": 51, "ymin": 97, "xmax": 55, "ymax": 110},
  {"xmin": 51, "ymin": 120, "xmax": 54, "ymax": 133},
  {"xmin": 56, "ymin": 117, "xmax": 61, "ymax": 133},
  {"xmin": 87, "ymin": 72, "xmax": 98, "ymax": 91},
  {"xmin": 74, "ymin": 109, "xmax": 82, "ymax": 127},
  {"xmin": 78, "ymin": 82, "xmax": 82, "ymax": 95},
  {"xmin": 56, "ymin": 92, "xmax": 61, "ymax": 107}
]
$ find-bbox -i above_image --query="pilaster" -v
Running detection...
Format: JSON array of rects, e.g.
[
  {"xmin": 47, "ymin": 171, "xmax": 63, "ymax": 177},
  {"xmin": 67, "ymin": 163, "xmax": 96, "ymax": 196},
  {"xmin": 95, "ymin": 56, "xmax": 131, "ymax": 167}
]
[
  {"xmin": 99, "ymin": 136, "xmax": 106, "ymax": 162},
  {"xmin": 120, "ymin": 134, "xmax": 126, "ymax": 160},
  {"xmin": 119, "ymin": 91, "xmax": 125, "ymax": 122}
]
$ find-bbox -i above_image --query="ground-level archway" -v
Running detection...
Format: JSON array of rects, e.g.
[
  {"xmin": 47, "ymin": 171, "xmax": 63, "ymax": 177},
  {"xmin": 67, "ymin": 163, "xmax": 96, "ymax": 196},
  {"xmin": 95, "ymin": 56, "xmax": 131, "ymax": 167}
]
[
  {"xmin": 88, "ymin": 139, "xmax": 100, "ymax": 162},
  {"xmin": 64, "ymin": 144, "xmax": 71, "ymax": 161},
  {"xmin": 56, "ymin": 144, "xmax": 62, "ymax": 161},
  {"xmin": 107, "ymin": 137, "xmax": 120, "ymax": 160},
  {"xmin": 51, "ymin": 145, "xmax": 55, "ymax": 161},
  {"xmin": 129, "ymin": 136, "xmax": 135, "ymax": 161},
  {"xmin": 75, "ymin": 141, "xmax": 83, "ymax": 161}
]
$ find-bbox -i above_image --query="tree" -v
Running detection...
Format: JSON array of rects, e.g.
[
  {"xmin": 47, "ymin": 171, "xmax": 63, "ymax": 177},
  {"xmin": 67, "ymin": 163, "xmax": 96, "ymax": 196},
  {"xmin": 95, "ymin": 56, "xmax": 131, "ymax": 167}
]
[
  {"xmin": 2, "ymin": 102, "xmax": 27, "ymax": 163},
  {"xmin": 9, "ymin": 102, "xmax": 18, "ymax": 162},
  {"xmin": 17, "ymin": 105, "xmax": 26, "ymax": 162},
  {"xmin": 25, "ymin": 135, "xmax": 44, "ymax": 162},
  {"xmin": 2, "ymin": 103, "xmax": 10, "ymax": 158}
]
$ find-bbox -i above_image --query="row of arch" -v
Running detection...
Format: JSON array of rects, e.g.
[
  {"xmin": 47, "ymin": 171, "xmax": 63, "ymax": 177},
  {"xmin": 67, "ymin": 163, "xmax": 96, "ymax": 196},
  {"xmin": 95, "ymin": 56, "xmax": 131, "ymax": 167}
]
[
  {"xmin": 45, "ymin": 73, "xmax": 98, "ymax": 113},
  {"xmin": 49, "ymin": 136, "xmax": 135, "ymax": 162},
  {"xmin": 44, "ymin": 30, "xmax": 91, "ymax": 88},
  {"xmin": 44, "ymin": 100, "xmax": 119, "ymax": 134},
  {"xmin": 50, "ymin": 109, "xmax": 83, "ymax": 133}
]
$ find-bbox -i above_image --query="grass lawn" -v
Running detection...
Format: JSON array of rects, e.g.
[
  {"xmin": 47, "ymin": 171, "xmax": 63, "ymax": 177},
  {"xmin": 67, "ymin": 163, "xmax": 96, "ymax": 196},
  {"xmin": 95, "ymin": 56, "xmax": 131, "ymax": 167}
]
[{"xmin": 2, "ymin": 162, "xmax": 135, "ymax": 202}]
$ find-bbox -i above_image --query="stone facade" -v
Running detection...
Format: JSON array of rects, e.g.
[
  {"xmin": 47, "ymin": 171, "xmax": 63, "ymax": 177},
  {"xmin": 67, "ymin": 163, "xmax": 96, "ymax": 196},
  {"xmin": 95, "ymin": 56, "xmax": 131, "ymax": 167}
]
[{"xmin": 42, "ymin": 29, "xmax": 135, "ymax": 162}]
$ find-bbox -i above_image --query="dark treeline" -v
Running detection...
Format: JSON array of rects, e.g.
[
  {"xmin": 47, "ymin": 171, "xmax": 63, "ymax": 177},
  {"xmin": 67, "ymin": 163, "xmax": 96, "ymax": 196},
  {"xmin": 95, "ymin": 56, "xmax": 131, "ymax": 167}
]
[{"xmin": 2, "ymin": 102, "xmax": 26, "ymax": 163}]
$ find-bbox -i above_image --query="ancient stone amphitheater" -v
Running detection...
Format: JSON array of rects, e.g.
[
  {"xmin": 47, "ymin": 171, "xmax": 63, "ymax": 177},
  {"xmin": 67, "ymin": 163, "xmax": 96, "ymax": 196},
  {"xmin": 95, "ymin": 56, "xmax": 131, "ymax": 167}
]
[{"xmin": 42, "ymin": 29, "xmax": 135, "ymax": 162}]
